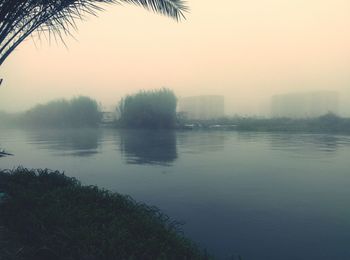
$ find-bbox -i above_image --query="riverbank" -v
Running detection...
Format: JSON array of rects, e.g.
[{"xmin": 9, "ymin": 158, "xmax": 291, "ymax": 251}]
[
  {"xmin": 176, "ymin": 113, "xmax": 350, "ymax": 134},
  {"xmin": 2, "ymin": 108, "xmax": 350, "ymax": 135},
  {"xmin": 0, "ymin": 168, "xmax": 210, "ymax": 260}
]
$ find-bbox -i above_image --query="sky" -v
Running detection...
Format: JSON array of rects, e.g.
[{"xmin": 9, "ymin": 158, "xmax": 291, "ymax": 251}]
[{"xmin": 1, "ymin": 0, "xmax": 350, "ymax": 116}]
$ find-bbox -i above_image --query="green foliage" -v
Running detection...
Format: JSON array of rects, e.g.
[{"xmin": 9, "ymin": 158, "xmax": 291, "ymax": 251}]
[
  {"xmin": 117, "ymin": 88, "xmax": 177, "ymax": 129},
  {"xmin": 22, "ymin": 96, "xmax": 102, "ymax": 127},
  {"xmin": 0, "ymin": 0, "xmax": 187, "ymax": 66},
  {"xmin": 0, "ymin": 168, "xmax": 209, "ymax": 260}
]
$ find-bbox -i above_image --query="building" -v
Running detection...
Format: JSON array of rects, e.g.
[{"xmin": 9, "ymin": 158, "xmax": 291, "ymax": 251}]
[
  {"xmin": 178, "ymin": 95, "xmax": 225, "ymax": 120},
  {"xmin": 271, "ymin": 91, "xmax": 339, "ymax": 118}
]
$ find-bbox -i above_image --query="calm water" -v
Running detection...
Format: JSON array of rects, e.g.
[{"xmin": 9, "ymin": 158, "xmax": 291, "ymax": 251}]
[{"xmin": 1, "ymin": 127, "xmax": 350, "ymax": 260}]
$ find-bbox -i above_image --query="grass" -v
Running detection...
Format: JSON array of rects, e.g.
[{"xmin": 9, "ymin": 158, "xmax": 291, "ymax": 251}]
[{"xmin": 0, "ymin": 168, "xmax": 210, "ymax": 260}]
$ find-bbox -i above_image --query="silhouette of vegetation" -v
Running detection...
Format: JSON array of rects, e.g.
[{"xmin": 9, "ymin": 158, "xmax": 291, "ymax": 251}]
[
  {"xmin": 117, "ymin": 88, "xmax": 177, "ymax": 129},
  {"xmin": 0, "ymin": 0, "xmax": 187, "ymax": 66},
  {"xmin": 235, "ymin": 113, "xmax": 350, "ymax": 133},
  {"xmin": 22, "ymin": 96, "xmax": 102, "ymax": 127},
  {"xmin": 0, "ymin": 168, "xmax": 209, "ymax": 259},
  {"xmin": 178, "ymin": 112, "xmax": 350, "ymax": 133}
]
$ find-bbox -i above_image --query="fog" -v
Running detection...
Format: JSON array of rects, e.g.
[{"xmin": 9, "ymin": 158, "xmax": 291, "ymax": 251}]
[{"xmin": 1, "ymin": 0, "xmax": 350, "ymax": 116}]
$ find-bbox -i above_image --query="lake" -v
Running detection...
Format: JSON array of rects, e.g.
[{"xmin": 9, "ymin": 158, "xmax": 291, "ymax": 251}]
[{"xmin": 1, "ymin": 127, "xmax": 350, "ymax": 260}]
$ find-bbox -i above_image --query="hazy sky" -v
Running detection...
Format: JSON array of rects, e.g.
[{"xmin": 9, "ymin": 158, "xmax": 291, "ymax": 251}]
[{"xmin": 1, "ymin": 0, "xmax": 350, "ymax": 115}]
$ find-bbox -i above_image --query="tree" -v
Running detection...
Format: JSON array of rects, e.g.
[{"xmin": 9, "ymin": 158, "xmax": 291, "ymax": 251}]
[
  {"xmin": 117, "ymin": 88, "xmax": 177, "ymax": 128},
  {"xmin": 22, "ymin": 96, "xmax": 102, "ymax": 127},
  {"xmin": 0, "ymin": 0, "xmax": 187, "ymax": 66}
]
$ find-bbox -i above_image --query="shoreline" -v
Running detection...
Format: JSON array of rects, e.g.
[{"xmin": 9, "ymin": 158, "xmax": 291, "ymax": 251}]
[{"xmin": 0, "ymin": 168, "xmax": 211, "ymax": 259}]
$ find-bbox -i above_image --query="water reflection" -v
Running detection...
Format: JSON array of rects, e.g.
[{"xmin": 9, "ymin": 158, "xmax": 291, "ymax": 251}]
[
  {"xmin": 269, "ymin": 133, "xmax": 342, "ymax": 153},
  {"xmin": 119, "ymin": 129, "xmax": 177, "ymax": 166},
  {"xmin": 26, "ymin": 128, "xmax": 101, "ymax": 157},
  {"xmin": 177, "ymin": 131, "xmax": 227, "ymax": 154},
  {"xmin": 2, "ymin": 128, "xmax": 350, "ymax": 260}
]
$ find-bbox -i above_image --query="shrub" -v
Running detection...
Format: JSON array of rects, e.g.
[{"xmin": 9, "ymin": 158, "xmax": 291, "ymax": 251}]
[
  {"xmin": 22, "ymin": 96, "xmax": 102, "ymax": 127},
  {"xmin": 117, "ymin": 88, "xmax": 177, "ymax": 129},
  {"xmin": 0, "ymin": 168, "xmax": 209, "ymax": 259}
]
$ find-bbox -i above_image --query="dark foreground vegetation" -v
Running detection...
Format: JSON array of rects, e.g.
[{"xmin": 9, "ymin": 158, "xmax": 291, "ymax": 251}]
[
  {"xmin": 117, "ymin": 88, "xmax": 177, "ymax": 129},
  {"xmin": 0, "ymin": 168, "xmax": 208, "ymax": 260},
  {"xmin": 179, "ymin": 113, "xmax": 350, "ymax": 134}
]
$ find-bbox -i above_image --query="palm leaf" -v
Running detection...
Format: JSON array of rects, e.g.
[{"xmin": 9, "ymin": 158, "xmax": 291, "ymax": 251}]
[{"xmin": 0, "ymin": 0, "xmax": 188, "ymax": 66}]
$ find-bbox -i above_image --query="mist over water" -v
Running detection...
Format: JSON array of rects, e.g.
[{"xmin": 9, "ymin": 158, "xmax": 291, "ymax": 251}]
[
  {"xmin": 1, "ymin": 0, "xmax": 350, "ymax": 258},
  {"xmin": 1, "ymin": 128, "xmax": 350, "ymax": 260},
  {"xmin": 1, "ymin": 0, "xmax": 350, "ymax": 116}
]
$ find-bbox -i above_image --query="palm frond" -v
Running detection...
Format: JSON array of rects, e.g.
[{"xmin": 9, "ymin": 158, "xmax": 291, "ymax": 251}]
[{"xmin": 0, "ymin": 0, "xmax": 188, "ymax": 66}]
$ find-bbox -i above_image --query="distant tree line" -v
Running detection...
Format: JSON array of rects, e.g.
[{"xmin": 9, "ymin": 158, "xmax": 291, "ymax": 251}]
[
  {"xmin": 22, "ymin": 96, "xmax": 102, "ymax": 127},
  {"xmin": 116, "ymin": 88, "xmax": 177, "ymax": 129},
  {"xmin": 234, "ymin": 113, "xmax": 350, "ymax": 133},
  {"xmin": 178, "ymin": 112, "xmax": 350, "ymax": 133},
  {"xmin": 2, "ymin": 92, "xmax": 350, "ymax": 133}
]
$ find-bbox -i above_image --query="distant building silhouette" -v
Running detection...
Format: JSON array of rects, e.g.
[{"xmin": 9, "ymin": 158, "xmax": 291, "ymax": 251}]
[
  {"xmin": 271, "ymin": 91, "xmax": 339, "ymax": 118},
  {"xmin": 178, "ymin": 95, "xmax": 225, "ymax": 120}
]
